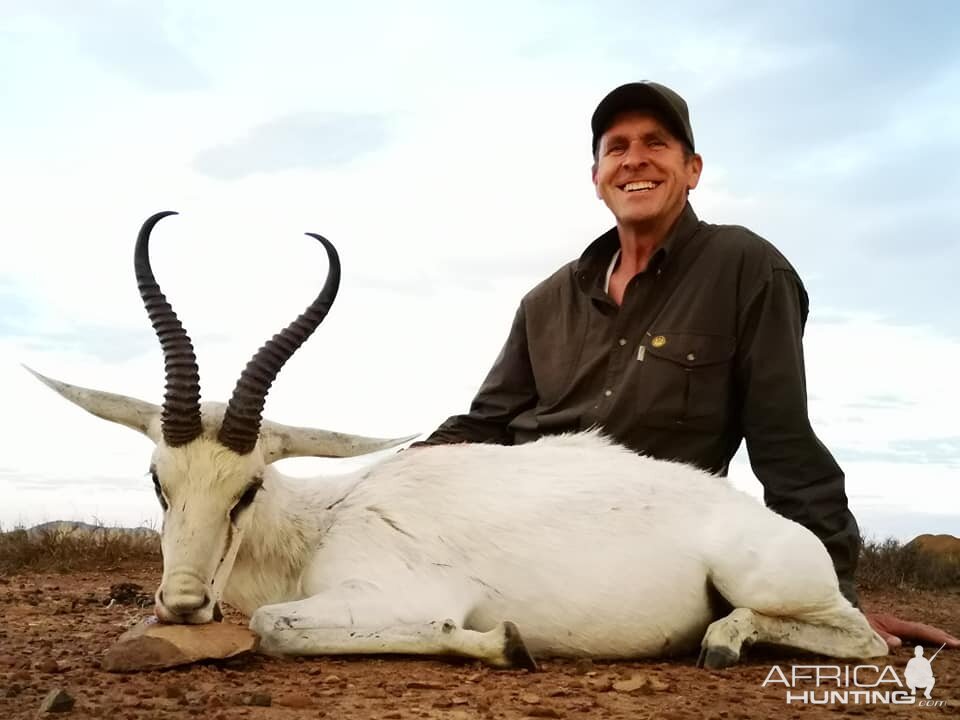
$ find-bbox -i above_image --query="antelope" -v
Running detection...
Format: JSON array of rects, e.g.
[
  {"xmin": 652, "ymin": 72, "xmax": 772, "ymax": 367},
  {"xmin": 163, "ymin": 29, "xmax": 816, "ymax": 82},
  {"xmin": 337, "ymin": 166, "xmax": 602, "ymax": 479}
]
[{"xmin": 29, "ymin": 211, "xmax": 888, "ymax": 670}]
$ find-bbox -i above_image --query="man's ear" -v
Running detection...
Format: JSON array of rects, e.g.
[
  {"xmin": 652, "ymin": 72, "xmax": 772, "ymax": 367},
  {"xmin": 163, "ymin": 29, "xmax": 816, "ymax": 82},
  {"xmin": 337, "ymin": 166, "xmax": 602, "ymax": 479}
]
[
  {"xmin": 591, "ymin": 162, "xmax": 601, "ymax": 198},
  {"xmin": 687, "ymin": 153, "xmax": 704, "ymax": 191}
]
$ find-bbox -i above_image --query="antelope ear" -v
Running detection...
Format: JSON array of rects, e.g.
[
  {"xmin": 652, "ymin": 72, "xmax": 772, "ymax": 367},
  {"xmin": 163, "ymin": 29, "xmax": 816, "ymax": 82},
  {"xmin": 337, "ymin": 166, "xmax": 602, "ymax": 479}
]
[
  {"xmin": 24, "ymin": 365, "xmax": 163, "ymax": 442},
  {"xmin": 260, "ymin": 418, "xmax": 418, "ymax": 462}
]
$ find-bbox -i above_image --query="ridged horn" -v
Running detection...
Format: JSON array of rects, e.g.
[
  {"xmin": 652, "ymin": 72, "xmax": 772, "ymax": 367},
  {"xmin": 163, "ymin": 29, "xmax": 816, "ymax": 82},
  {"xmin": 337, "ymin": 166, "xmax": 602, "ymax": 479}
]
[
  {"xmin": 135, "ymin": 211, "xmax": 203, "ymax": 446},
  {"xmin": 218, "ymin": 233, "xmax": 340, "ymax": 455}
]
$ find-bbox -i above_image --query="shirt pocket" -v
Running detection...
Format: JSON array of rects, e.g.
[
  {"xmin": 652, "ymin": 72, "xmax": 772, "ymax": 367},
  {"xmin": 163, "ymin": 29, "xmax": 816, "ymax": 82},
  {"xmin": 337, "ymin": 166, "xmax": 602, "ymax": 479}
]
[{"xmin": 638, "ymin": 332, "xmax": 736, "ymax": 429}]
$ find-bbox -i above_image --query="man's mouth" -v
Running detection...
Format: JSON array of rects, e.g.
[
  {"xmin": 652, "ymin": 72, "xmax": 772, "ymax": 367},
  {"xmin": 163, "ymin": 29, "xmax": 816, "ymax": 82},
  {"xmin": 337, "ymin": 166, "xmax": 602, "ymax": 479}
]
[{"xmin": 619, "ymin": 180, "xmax": 660, "ymax": 193}]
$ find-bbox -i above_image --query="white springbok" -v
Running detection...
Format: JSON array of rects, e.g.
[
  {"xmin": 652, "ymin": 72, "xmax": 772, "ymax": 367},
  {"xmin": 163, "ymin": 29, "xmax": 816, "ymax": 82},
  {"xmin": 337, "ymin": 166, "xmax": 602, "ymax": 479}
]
[{"xmin": 29, "ymin": 211, "xmax": 888, "ymax": 670}]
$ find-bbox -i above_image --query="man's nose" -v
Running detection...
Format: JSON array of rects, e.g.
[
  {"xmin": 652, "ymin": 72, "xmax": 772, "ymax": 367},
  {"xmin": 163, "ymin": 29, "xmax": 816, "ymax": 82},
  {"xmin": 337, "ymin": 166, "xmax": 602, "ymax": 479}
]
[{"xmin": 621, "ymin": 143, "xmax": 650, "ymax": 168}]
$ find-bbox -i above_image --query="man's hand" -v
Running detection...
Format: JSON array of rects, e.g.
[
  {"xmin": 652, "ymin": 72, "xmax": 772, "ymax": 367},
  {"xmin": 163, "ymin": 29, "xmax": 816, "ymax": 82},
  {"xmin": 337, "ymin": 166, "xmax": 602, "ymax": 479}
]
[{"xmin": 866, "ymin": 611, "xmax": 960, "ymax": 650}]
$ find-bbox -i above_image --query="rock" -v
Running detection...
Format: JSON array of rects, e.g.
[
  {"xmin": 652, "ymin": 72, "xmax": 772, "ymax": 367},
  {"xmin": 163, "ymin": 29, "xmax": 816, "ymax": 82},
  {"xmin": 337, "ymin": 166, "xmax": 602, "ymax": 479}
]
[
  {"xmin": 612, "ymin": 674, "xmax": 649, "ymax": 693},
  {"xmin": 275, "ymin": 693, "xmax": 313, "ymax": 708},
  {"xmin": 573, "ymin": 658, "xmax": 594, "ymax": 674},
  {"xmin": 163, "ymin": 684, "xmax": 186, "ymax": 700},
  {"xmin": 587, "ymin": 675, "xmax": 613, "ymax": 692},
  {"xmin": 648, "ymin": 676, "xmax": 671, "ymax": 692},
  {"xmin": 107, "ymin": 583, "xmax": 153, "ymax": 607},
  {"xmin": 248, "ymin": 692, "xmax": 272, "ymax": 706},
  {"xmin": 527, "ymin": 709, "xmax": 563, "ymax": 719},
  {"xmin": 34, "ymin": 659, "xmax": 61, "ymax": 673},
  {"xmin": 612, "ymin": 673, "xmax": 669, "ymax": 694},
  {"xmin": 37, "ymin": 688, "xmax": 75, "ymax": 714},
  {"xmin": 406, "ymin": 680, "xmax": 444, "ymax": 690},
  {"xmin": 520, "ymin": 692, "xmax": 541, "ymax": 704},
  {"xmin": 102, "ymin": 617, "xmax": 257, "ymax": 672}
]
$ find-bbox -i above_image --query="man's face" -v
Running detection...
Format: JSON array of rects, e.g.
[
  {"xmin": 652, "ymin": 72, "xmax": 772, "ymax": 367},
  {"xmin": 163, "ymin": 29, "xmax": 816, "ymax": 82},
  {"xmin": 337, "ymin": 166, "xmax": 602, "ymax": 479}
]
[{"xmin": 592, "ymin": 111, "xmax": 702, "ymax": 232}]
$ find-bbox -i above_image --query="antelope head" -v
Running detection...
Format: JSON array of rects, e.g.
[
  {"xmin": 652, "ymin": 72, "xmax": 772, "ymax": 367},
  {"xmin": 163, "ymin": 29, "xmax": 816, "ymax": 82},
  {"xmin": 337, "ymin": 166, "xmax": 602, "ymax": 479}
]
[{"xmin": 28, "ymin": 211, "xmax": 412, "ymax": 623}]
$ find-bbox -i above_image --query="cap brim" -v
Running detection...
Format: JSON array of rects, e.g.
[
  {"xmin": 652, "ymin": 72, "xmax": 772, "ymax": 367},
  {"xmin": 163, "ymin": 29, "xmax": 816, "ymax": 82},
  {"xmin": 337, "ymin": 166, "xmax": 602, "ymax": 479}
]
[{"xmin": 591, "ymin": 84, "xmax": 692, "ymax": 152}]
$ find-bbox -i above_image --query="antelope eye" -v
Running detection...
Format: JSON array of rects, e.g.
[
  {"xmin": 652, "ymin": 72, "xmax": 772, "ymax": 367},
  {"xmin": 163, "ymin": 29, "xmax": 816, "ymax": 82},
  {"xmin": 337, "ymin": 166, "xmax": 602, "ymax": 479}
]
[
  {"xmin": 230, "ymin": 479, "xmax": 262, "ymax": 523},
  {"xmin": 151, "ymin": 470, "xmax": 168, "ymax": 511}
]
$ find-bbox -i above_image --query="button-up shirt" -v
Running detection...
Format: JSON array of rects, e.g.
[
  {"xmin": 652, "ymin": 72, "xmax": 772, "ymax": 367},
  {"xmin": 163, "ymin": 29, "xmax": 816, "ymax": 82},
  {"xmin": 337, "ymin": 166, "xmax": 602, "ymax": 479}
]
[{"xmin": 418, "ymin": 202, "xmax": 860, "ymax": 602}]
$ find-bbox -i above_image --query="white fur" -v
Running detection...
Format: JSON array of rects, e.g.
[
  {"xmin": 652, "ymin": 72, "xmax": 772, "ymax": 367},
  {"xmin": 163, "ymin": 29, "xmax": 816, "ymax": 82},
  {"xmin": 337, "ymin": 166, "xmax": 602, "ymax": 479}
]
[{"xmin": 30, "ymin": 373, "xmax": 888, "ymax": 666}]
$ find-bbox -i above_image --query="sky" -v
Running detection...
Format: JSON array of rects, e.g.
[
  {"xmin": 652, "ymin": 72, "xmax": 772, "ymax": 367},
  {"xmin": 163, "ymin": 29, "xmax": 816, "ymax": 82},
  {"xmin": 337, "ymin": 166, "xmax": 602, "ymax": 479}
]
[{"xmin": 0, "ymin": 1, "xmax": 958, "ymax": 541}]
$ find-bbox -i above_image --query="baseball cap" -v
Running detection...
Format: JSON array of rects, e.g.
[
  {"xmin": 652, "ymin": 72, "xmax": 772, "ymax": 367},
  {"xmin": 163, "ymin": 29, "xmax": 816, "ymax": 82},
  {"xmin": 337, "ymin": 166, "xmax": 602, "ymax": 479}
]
[{"xmin": 591, "ymin": 82, "xmax": 695, "ymax": 155}]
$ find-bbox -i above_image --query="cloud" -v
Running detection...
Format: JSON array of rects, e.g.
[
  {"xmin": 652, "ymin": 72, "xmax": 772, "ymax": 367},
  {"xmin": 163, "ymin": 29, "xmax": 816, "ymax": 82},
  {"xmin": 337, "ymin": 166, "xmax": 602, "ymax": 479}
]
[
  {"xmin": 835, "ymin": 439, "xmax": 960, "ymax": 468},
  {"xmin": 845, "ymin": 395, "xmax": 917, "ymax": 410},
  {"xmin": 193, "ymin": 113, "xmax": 391, "ymax": 179},
  {"xmin": 0, "ymin": 276, "xmax": 153, "ymax": 361},
  {"xmin": 5, "ymin": 1, "xmax": 207, "ymax": 92}
]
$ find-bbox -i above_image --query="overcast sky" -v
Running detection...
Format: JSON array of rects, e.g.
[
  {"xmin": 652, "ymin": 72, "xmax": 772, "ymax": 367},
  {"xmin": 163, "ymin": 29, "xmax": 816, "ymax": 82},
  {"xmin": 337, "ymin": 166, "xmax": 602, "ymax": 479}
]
[{"xmin": 1, "ymin": 1, "xmax": 957, "ymax": 540}]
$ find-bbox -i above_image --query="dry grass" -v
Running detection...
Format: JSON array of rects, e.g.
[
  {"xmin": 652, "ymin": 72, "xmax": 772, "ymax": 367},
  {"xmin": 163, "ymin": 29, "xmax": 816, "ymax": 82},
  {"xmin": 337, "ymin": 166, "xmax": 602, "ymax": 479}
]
[
  {"xmin": 2, "ymin": 524, "xmax": 957, "ymax": 592},
  {"xmin": 856, "ymin": 537, "xmax": 960, "ymax": 591},
  {"xmin": 0, "ymin": 522, "xmax": 161, "ymax": 574}
]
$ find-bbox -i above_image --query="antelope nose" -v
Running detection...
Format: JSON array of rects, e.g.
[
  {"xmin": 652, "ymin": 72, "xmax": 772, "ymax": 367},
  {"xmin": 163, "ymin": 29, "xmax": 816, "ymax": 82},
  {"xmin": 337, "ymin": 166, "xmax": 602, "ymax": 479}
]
[{"xmin": 159, "ymin": 588, "xmax": 210, "ymax": 616}]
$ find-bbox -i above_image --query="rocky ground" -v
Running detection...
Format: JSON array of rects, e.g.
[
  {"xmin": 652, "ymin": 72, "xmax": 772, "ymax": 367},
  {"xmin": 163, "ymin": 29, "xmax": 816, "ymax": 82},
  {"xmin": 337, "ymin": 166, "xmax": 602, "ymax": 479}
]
[{"xmin": 1, "ymin": 563, "xmax": 957, "ymax": 719}]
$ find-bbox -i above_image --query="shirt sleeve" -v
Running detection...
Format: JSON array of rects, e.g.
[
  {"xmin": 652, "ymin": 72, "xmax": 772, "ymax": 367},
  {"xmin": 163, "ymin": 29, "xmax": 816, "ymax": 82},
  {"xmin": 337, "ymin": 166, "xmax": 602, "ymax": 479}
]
[
  {"xmin": 414, "ymin": 301, "xmax": 539, "ymax": 447},
  {"xmin": 735, "ymin": 268, "xmax": 862, "ymax": 605}
]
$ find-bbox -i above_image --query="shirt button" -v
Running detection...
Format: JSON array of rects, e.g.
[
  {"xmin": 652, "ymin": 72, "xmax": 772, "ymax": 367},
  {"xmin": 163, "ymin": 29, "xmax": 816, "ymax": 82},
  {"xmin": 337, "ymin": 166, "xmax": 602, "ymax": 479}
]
[
  {"xmin": 604, "ymin": 389, "xmax": 613, "ymax": 397},
  {"xmin": 618, "ymin": 338, "xmax": 627, "ymax": 346},
  {"xmin": 686, "ymin": 352, "xmax": 696, "ymax": 361}
]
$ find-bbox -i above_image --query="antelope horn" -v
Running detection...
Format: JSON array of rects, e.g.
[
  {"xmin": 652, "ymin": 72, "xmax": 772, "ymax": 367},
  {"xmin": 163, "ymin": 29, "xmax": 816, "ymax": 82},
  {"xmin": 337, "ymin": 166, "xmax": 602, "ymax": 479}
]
[
  {"xmin": 134, "ymin": 211, "xmax": 203, "ymax": 446},
  {"xmin": 218, "ymin": 233, "xmax": 340, "ymax": 455}
]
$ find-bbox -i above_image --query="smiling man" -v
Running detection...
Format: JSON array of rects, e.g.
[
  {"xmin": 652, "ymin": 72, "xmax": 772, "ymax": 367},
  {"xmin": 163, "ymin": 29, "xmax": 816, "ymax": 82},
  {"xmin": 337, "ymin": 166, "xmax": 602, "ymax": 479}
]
[{"xmin": 417, "ymin": 81, "xmax": 958, "ymax": 651}]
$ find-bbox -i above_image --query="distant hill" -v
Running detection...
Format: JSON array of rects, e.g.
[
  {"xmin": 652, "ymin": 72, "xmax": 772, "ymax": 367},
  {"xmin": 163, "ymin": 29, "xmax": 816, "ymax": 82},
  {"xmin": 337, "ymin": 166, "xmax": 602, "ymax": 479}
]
[
  {"xmin": 24, "ymin": 521, "xmax": 158, "ymax": 539},
  {"xmin": 906, "ymin": 533, "xmax": 960, "ymax": 558}
]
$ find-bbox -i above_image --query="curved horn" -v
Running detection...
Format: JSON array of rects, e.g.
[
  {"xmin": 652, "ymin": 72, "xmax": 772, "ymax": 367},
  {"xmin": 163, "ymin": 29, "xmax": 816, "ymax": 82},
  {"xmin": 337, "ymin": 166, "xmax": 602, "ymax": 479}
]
[
  {"xmin": 135, "ymin": 211, "xmax": 203, "ymax": 446},
  {"xmin": 218, "ymin": 233, "xmax": 340, "ymax": 455}
]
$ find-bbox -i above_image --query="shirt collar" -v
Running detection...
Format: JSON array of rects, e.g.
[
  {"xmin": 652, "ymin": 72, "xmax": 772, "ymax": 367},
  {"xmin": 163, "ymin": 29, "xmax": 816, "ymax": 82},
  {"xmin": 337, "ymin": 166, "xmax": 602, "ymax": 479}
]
[
  {"xmin": 603, "ymin": 248, "xmax": 621, "ymax": 294},
  {"xmin": 576, "ymin": 202, "xmax": 701, "ymax": 295}
]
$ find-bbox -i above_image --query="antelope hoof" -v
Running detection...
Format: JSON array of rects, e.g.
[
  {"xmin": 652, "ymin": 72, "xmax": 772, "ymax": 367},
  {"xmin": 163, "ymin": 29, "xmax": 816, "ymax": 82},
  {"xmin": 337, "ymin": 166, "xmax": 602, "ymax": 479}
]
[
  {"xmin": 502, "ymin": 621, "xmax": 538, "ymax": 671},
  {"xmin": 697, "ymin": 645, "xmax": 739, "ymax": 670}
]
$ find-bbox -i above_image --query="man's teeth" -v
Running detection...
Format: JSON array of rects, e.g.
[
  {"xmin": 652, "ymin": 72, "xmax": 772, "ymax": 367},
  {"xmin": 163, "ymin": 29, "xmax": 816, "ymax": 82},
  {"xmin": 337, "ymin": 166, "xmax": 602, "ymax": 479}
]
[{"xmin": 624, "ymin": 181, "xmax": 657, "ymax": 192}]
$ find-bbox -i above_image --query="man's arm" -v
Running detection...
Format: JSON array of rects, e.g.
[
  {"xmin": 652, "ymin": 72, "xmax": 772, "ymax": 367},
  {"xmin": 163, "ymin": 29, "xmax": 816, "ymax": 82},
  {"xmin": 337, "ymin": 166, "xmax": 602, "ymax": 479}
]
[
  {"xmin": 414, "ymin": 302, "xmax": 538, "ymax": 447},
  {"xmin": 735, "ymin": 268, "xmax": 861, "ymax": 605}
]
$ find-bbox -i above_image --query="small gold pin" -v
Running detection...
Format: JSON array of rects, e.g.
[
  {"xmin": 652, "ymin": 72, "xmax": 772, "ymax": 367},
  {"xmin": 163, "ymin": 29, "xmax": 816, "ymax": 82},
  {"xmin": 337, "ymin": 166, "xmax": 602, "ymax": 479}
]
[{"xmin": 651, "ymin": 335, "xmax": 667, "ymax": 348}]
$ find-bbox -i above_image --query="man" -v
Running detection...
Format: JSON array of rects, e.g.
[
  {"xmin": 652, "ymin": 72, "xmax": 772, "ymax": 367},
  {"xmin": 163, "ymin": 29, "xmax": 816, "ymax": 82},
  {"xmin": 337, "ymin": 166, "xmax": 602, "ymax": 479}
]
[
  {"xmin": 905, "ymin": 645, "xmax": 938, "ymax": 699},
  {"xmin": 416, "ymin": 82, "xmax": 958, "ymax": 651}
]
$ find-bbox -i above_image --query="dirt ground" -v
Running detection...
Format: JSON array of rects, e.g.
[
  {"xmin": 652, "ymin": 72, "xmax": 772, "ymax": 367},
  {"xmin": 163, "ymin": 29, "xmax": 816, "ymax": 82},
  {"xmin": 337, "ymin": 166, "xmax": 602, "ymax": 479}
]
[{"xmin": 1, "ymin": 562, "xmax": 957, "ymax": 720}]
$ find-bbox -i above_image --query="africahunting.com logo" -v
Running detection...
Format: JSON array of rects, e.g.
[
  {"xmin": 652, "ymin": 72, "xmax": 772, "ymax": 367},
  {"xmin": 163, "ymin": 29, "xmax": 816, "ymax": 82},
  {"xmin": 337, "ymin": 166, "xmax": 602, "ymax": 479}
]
[{"xmin": 762, "ymin": 643, "xmax": 946, "ymax": 707}]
